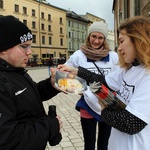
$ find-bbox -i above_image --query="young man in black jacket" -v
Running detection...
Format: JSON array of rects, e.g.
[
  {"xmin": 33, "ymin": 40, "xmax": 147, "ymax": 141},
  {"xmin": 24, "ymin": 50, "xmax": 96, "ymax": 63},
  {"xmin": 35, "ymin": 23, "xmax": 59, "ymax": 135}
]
[{"xmin": 0, "ymin": 15, "xmax": 62, "ymax": 150}]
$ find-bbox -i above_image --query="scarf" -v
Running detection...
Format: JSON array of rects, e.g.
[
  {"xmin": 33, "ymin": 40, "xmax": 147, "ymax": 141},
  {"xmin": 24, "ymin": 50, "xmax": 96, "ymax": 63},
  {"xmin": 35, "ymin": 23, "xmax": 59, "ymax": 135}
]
[{"xmin": 80, "ymin": 45, "xmax": 109, "ymax": 61}]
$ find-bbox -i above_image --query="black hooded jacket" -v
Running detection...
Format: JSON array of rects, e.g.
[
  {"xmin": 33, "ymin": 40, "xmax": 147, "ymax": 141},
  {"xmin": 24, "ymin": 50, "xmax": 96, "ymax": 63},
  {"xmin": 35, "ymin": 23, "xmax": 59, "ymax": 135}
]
[{"xmin": 0, "ymin": 58, "xmax": 60, "ymax": 150}]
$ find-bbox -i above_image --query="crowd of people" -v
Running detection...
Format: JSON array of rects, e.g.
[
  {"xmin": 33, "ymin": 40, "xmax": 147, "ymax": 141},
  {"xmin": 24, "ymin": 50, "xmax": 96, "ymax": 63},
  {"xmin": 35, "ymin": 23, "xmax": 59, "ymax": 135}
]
[{"xmin": 0, "ymin": 14, "xmax": 150, "ymax": 150}]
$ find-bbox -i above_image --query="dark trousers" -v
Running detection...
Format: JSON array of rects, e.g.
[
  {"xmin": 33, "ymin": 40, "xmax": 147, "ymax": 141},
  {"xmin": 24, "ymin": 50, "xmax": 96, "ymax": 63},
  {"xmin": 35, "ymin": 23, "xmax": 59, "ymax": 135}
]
[{"xmin": 81, "ymin": 117, "xmax": 111, "ymax": 150}]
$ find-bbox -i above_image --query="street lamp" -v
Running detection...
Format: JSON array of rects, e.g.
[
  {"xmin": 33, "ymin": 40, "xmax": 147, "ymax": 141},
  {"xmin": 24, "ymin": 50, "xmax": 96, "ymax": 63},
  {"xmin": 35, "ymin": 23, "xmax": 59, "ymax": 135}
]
[{"xmin": 38, "ymin": 0, "xmax": 42, "ymax": 58}]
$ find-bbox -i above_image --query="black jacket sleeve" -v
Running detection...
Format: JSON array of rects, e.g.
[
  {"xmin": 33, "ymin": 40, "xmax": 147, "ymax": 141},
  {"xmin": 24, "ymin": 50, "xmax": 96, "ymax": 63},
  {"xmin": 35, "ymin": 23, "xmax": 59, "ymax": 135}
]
[
  {"xmin": 0, "ymin": 78, "xmax": 60, "ymax": 150},
  {"xmin": 37, "ymin": 77, "xmax": 60, "ymax": 101},
  {"xmin": 24, "ymin": 72, "xmax": 60, "ymax": 101},
  {"xmin": 101, "ymin": 108, "xmax": 147, "ymax": 135},
  {"xmin": 0, "ymin": 86, "xmax": 60, "ymax": 150},
  {"xmin": 78, "ymin": 66, "xmax": 104, "ymax": 83},
  {"xmin": 78, "ymin": 67, "xmax": 147, "ymax": 135},
  {"xmin": 78, "ymin": 66, "xmax": 112, "ymax": 90}
]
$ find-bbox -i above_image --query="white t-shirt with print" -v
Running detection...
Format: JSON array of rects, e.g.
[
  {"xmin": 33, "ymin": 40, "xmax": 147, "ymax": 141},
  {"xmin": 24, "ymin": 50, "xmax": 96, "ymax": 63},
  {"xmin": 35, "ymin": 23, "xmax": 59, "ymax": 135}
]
[
  {"xmin": 106, "ymin": 65, "xmax": 150, "ymax": 150},
  {"xmin": 65, "ymin": 50, "xmax": 119, "ymax": 115}
]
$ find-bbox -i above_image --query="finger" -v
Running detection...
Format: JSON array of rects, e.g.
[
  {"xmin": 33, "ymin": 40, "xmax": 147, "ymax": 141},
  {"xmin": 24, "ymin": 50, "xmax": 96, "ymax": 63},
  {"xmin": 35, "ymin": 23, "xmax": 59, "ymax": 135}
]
[
  {"xmin": 57, "ymin": 64, "xmax": 64, "ymax": 69},
  {"xmin": 50, "ymin": 67, "xmax": 57, "ymax": 75},
  {"xmin": 50, "ymin": 68, "xmax": 57, "ymax": 85},
  {"xmin": 56, "ymin": 116, "xmax": 63, "ymax": 132}
]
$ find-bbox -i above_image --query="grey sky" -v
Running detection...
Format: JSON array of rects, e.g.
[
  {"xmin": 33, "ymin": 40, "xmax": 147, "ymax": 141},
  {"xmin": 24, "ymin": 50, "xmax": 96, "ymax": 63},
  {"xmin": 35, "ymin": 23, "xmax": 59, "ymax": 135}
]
[{"xmin": 47, "ymin": 0, "xmax": 114, "ymax": 30}]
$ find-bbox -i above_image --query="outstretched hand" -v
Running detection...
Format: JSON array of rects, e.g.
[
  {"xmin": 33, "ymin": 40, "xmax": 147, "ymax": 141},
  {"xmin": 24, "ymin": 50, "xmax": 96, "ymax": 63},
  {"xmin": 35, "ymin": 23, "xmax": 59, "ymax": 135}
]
[
  {"xmin": 50, "ymin": 67, "xmax": 68, "ymax": 94},
  {"xmin": 57, "ymin": 64, "xmax": 78, "ymax": 75}
]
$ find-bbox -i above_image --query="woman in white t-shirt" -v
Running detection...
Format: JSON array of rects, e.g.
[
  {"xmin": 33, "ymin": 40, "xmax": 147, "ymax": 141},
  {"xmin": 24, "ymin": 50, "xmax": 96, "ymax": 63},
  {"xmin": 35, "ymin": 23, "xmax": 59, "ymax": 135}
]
[
  {"xmin": 64, "ymin": 22, "xmax": 118, "ymax": 150},
  {"xmin": 58, "ymin": 16, "xmax": 150, "ymax": 150}
]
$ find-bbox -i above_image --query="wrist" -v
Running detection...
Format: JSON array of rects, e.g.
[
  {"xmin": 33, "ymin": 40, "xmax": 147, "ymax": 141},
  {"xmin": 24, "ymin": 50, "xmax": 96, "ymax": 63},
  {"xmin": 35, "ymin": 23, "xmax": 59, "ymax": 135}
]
[{"xmin": 73, "ymin": 68, "xmax": 78, "ymax": 75}]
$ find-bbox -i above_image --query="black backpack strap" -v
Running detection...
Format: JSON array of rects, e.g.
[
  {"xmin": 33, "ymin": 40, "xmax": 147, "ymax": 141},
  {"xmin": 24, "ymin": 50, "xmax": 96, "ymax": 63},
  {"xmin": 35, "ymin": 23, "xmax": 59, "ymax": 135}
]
[{"xmin": 0, "ymin": 72, "xmax": 15, "ymax": 103}]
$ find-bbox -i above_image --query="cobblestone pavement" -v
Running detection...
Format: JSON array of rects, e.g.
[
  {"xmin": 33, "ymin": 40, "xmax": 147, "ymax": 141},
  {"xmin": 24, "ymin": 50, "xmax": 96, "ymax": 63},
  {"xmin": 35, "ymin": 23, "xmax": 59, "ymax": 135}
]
[{"xmin": 27, "ymin": 67, "xmax": 85, "ymax": 150}]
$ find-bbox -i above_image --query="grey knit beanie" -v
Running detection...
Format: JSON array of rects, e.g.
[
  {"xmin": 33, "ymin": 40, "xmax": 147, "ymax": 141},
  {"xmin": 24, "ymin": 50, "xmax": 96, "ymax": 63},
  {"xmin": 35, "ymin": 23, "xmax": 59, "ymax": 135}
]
[{"xmin": 88, "ymin": 21, "xmax": 108, "ymax": 38}]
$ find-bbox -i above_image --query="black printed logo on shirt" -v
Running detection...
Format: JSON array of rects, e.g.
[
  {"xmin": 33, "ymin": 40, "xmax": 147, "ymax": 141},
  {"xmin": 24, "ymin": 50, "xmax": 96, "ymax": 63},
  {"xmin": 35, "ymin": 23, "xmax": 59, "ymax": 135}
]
[{"xmin": 119, "ymin": 80, "xmax": 135, "ymax": 103}]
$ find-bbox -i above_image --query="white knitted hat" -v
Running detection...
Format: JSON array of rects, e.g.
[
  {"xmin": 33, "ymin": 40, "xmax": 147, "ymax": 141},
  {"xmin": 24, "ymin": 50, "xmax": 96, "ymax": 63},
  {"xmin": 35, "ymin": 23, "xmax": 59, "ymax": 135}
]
[{"xmin": 88, "ymin": 21, "xmax": 108, "ymax": 38}]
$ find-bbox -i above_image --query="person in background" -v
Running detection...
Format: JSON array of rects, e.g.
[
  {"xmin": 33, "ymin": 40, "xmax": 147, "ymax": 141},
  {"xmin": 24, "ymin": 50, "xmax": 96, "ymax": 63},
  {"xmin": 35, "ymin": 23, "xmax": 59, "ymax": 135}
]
[
  {"xmin": 46, "ymin": 56, "xmax": 54, "ymax": 76},
  {"xmin": 42, "ymin": 58, "xmax": 45, "ymax": 66},
  {"xmin": 63, "ymin": 21, "xmax": 118, "ymax": 150},
  {"xmin": 58, "ymin": 56, "xmax": 65, "ymax": 65},
  {"xmin": 58, "ymin": 16, "xmax": 150, "ymax": 150},
  {"xmin": 0, "ymin": 15, "xmax": 62, "ymax": 150}
]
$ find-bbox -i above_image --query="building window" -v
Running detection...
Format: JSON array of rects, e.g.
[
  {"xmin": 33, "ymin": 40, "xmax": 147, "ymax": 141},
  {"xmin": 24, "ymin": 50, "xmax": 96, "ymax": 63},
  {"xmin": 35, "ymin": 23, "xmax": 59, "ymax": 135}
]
[
  {"xmin": 60, "ymin": 38, "xmax": 63, "ymax": 46},
  {"xmin": 72, "ymin": 43, "xmax": 74, "ymax": 50},
  {"xmin": 41, "ymin": 12, "xmax": 44, "ymax": 19},
  {"xmin": 32, "ymin": 9, "xmax": 36, "ymax": 17},
  {"xmin": 48, "ymin": 14, "xmax": 51, "ymax": 21},
  {"xmin": 42, "ymin": 36, "xmax": 45, "ymax": 44},
  {"xmin": 69, "ymin": 42, "xmax": 71, "ymax": 49},
  {"xmin": 82, "ymin": 33, "xmax": 84, "ymax": 40},
  {"xmin": 23, "ymin": 20, "xmax": 27, "ymax": 26},
  {"xmin": 60, "ymin": 17, "xmax": 62, "ymax": 24},
  {"xmin": 134, "ymin": 0, "xmax": 141, "ymax": 16},
  {"xmin": 68, "ymin": 21, "xmax": 70, "ymax": 26},
  {"xmin": 72, "ymin": 32, "xmax": 74, "ymax": 38},
  {"xmin": 77, "ymin": 43, "xmax": 80, "ymax": 50},
  {"xmin": 0, "ymin": 0, "xmax": 3, "ymax": 9},
  {"xmin": 82, "ymin": 24, "xmax": 84, "ymax": 29},
  {"xmin": 124, "ymin": 0, "xmax": 130, "ymax": 19},
  {"xmin": 23, "ymin": 7, "xmax": 27, "ymax": 15},
  {"xmin": 60, "ymin": 27, "xmax": 63, "ymax": 34},
  {"xmin": 14, "ymin": 4, "xmax": 19, "ymax": 13},
  {"xmin": 77, "ymin": 23, "xmax": 79, "ymax": 29},
  {"xmin": 48, "ymin": 25, "xmax": 51, "ymax": 32},
  {"xmin": 49, "ymin": 36, "xmax": 52, "ymax": 45},
  {"xmin": 32, "ymin": 35, "xmax": 36, "ymax": 43},
  {"xmin": 32, "ymin": 21, "xmax": 36, "ymax": 29},
  {"xmin": 77, "ymin": 32, "xmax": 79, "ymax": 39},
  {"xmin": 69, "ymin": 32, "xmax": 71, "ymax": 38},
  {"xmin": 41, "ymin": 23, "xmax": 45, "ymax": 30}
]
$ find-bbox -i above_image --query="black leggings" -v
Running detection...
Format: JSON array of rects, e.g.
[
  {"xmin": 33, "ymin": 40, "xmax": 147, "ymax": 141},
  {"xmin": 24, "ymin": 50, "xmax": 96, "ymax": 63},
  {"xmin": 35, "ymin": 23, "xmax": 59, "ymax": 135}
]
[{"xmin": 81, "ymin": 117, "xmax": 111, "ymax": 150}]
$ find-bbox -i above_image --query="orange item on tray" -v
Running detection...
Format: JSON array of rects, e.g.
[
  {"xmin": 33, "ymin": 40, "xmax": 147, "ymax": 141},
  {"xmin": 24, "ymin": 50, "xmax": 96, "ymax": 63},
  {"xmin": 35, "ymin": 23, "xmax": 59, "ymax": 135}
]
[{"xmin": 58, "ymin": 78, "xmax": 83, "ymax": 94}]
